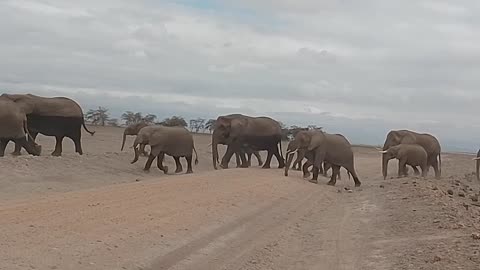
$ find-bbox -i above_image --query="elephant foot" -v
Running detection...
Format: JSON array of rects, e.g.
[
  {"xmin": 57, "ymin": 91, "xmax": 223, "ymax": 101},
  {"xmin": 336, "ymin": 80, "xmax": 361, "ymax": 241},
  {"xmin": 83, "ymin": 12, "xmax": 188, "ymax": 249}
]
[
  {"xmin": 240, "ymin": 164, "xmax": 249, "ymax": 168},
  {"xmin": 220, "ymin": 163, "xmax": 228, "ymax": 169},
  {"xmin": 162, "ymin": 166, "xmax": 169, "ymax": 174},
  {"xmin": 51, "ymin": 151, "xmax": 62, "ymax": 157},
  {"xmin": 303, "ymin": 172, "xmax": 311, "ymax": 179},
  {"xmin": 354, "ymin": 182, "xmax": 361, "ymax": 187},
  {"xmin": 262, "ymin": 164, "xmax": 271, "ymax": 169},
  {"xmin": 258, "ymin": 162, "xmax": 264, "ymax": 167},
  {"xmin": 11, "ymin": 151, "xmax": 21, "ymax": 156},
  {"xmin": 175, "ymin": 168, "xmax": 183, "ymax": 173},
  {"xmin": 186, "ymin": 169, "xmax": 193, "ymax": 174},
  {"xmin": 309, "ymin": 179, "xmax": 318, "ymax": 184},
  {"xmin": 327, "ymin": 180, "xmax": 336, "ymax": 186}
]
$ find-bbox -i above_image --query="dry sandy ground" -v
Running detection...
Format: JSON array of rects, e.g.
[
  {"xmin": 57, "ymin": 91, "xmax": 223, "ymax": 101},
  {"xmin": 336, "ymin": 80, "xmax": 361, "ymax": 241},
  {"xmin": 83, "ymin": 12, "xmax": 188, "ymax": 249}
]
[{"xmin": 1, "ymin": 126, "xmax": 480, "ymax": 270}]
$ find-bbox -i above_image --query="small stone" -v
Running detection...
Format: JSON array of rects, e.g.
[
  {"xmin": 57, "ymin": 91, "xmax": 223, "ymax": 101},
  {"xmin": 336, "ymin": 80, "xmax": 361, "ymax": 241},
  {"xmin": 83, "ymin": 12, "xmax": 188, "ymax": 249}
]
[
  {"xmin": 459, "ymin": 192, "xmax": 465, "ymax": 197},
  {"xmin": 433, "ymin": 219, "xmax": 440, "ymax": 224},
  {"xmin": 379, "ymin": 185, "xmax": 385, "ymax": 188},
  {"xmin": 447, "ymin": 189, "xmax": 454, "ymax": 195},
  {"xmin": 472, "ymin": 233, "xmax": 480, "ymax": 240},
  {"xmin": 471, "ymin": 195, "xmax": 479, "ymax": 202},
  {"xmin": 347, "ymin": 190, "xmax": 353, "ymax": 193},
  {"xmin": 135, "ymin": 178, "xmax": 141, "ymax": 182},
  {"xmin": 463, "ymin": 203, "xmax": 469, "ymax": 210},
  {"xmin": 432, "ymin": 186, "xmax": 438, "ymax": 190},
  {"xmin": 433, "ymin": 255, "xmax": 442, "ymax": 262}
]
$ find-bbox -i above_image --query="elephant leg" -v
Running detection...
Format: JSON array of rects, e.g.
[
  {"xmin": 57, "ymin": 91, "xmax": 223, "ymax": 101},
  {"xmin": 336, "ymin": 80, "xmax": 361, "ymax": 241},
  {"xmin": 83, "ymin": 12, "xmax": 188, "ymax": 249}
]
[
  {"xmin": 174, "ymin": 156, "xmax": 183, "ymax": 173},
  {"xmin": 186, "ymin": 156, "xmax": 194, "ymax": 174},
  {"xmin": 220, "ymin": 145, "xmax": 236, "ymax": 169},
  {"xmin": 320, "ymin": 162, "xmax": 327, "ymax": 176},
  {"xmin": 398, "ymin": 159, "xmax": 407, "ymax": 177},
  {"xmin": 254, "ymin": 151, "xmax": 263, "ymax": 166},
  {"xmin": 0, "ymin": 139, "xmax": 8, "ymax": 157},
  {"xmin": 412, "ymin": 166, "xmax": 420, "ymax": 176},
  {"xmin": 310, "ymin": 151, "xmax": 325, "ymax": 183},
  {"xmin": 235, "ymin": 152, "xmax": 241, "ymax": 168},
  {"xmin": 327, "ymin": 165, "xmax": 341, "ymax": 186},
  {"xmin": 344, "ymin": 164, "xmax": 362, "ymax": 187},
  {"xmin": 140, "ymin": 144, "xmax": 148, "ymax": 156},
  {"xmin": 156, "ymin": 153, "xmax": 168, "ymax": 174},
  {"xmin": 262, "ymin": 150, "xmax": 274, "ymax": 169},
  {"xmin": 143, "ymin": 153, "xmax": 156, "ymax": 172},
  {"xmin": 271, "ymin": 145, "xmax": 285, "ymax": 169},
  {"xmin": 247, "ymin": 152, "xmax": 253, "ymax": 167},
  {"xmin": 430, "ymin": 156, "xmax": 440, "ymax": 179},
  {"xmin": 12, "ymin": 143, "xmax": 22, "ymax": 156},
  {"xmin": 70, "ymin": 130, "xmax": 83, "ymax": 155},
  {"xmin": 239, "ymin": 152, "xmax": 248, "ymax": 168},
  {"xmin": 302, "ymin": 160, "xmax": 312, "ymax": 179},
  {"xmin": 52, "ymin": 136, "xmax": 64, "ymax": 156}
]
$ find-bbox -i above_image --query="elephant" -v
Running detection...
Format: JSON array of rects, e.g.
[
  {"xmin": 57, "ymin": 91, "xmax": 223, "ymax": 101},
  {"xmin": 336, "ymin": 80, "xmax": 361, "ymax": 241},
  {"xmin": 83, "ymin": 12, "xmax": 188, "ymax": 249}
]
[
  {"xmin": 131, "ymin": 125, "xmax": 198, "ymax": 174},
  {"xmin": 121, "ymin": 122, "xmax": 149, "ymax": 155},
  {"xmin": 382, "ymin": 130, "xmax": 441, "ymax": 179},
  {"xmin": 211, "ymin": 114, "xmax": 285, "ymax": 169},
  {"xmin": 208, "ymin": 141, "xmax": 263, "ymax": 168},
  {"xmin": 473, "ymin": 149, "xmax": 480, "ymax": 181},
  {"xmin": 1, "ymin": 94, "xmax": 95, "ymax": 156},
  {"xmin": 380, "ymin": 144, "xmax": 428, "ymax": 179},
  {"xmin": 0, "ymin": 97, "xmax": 42, "ymax": 156},
  {"xmin": 284, "ymin": 131, "xmax": 361, "ymax": 187},
  {"xmin": 289, "ymin": 148, "xmax": 340, "ymax": 179}
]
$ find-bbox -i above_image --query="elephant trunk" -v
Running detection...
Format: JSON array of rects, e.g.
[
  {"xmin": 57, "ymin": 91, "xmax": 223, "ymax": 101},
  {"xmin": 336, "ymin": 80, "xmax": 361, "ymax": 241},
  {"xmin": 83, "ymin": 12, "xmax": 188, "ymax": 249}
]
[
  {"xmin": 284, "ymin": 149, "xmax": 297, "ymax": 176},
  {"xmin": 382, "ymin": 154, "xmax": 389, "ymax": 180},
  {"xmin": 212, "ymin": 136, "xmax": 219, "ymax": 170},
  {"xmin": 121, "ymin": 132, "xmax": 127, "ymax": 151},
  {"xmin": 131, "ymin": 142, "xmax": 140, "ymax": 164}
]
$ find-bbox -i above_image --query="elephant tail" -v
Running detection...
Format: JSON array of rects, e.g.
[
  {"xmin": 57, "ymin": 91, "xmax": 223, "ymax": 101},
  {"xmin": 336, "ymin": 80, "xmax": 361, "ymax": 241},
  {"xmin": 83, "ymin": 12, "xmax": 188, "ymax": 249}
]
[
  {"xmin": 193, "ymin": 145, "xmax": 199, "ymax": 165},
  {"xmin": 82, "ymin": 121, "xmax": 95, "ymax": 136}
]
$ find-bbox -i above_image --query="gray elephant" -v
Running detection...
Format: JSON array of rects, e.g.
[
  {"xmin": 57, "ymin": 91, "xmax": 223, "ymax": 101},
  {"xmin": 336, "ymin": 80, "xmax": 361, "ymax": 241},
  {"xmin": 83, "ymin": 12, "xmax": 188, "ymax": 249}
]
[
  {"xmin": 121, "ymin": 122, "xmax": 149, "ymax": 155},
  {"xmin": 289, "ymin": 148, "xmax": 339, "ymax": 179},
  {"xmin": 382, "ymin": 130, "xmax": 441, "ymax": 179},
  {"xmin": 284, "ymin": 131, "xmax": 361, "ymax": 187},
  {"xmin": 131, "ymin": 125, "xmax": 198, "ymax": 174},
  {"xmin": 211, "ymin": 114, "xmax": 284, "ymax": 169},
  {"xmin": 380, "ymin": 144, "xmax": 428, "ymax": 179},
  {"xmin": 473, "ymin": 149, "xmax": 480, "ymax": 181},
  {"xmin": 1, "ymin": 94, "xmax": 95, "ymax": 156},
  {"xmin": 0, "ymin": 97, "xmax": 42, "ymax": 156}
]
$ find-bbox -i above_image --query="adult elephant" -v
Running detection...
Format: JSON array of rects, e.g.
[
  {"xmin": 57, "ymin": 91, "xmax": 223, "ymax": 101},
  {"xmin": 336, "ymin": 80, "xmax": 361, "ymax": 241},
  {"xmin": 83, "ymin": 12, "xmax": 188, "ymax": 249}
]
[
  {"xmin": 382, "ymin": 130, "xmax": 441, "ymax": 179},
  {"xmin": 211, "ymin": 114, "xmax": 284, "ymax": 169},
  {"xmin": 284, "ymin": 131, "xmax": 361, "ymax": 187},
  {"xmin": 2, "ymin": 94, "xmax": 95, "ymax": 156},
  {"xmin": 121, "ymin": 121, "xmax": 149, "ymax": 155},
  {"xmin": 0, "ymin": 96, "xmax": 42, "ymax": 156}
]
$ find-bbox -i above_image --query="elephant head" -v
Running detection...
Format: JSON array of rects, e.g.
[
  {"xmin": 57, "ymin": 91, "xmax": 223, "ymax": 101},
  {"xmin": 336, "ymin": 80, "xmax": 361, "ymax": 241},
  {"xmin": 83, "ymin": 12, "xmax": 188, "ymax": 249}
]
[
  {"xmin": 121, "ymin": 122, "xmax": 148, "ymax": 151},
  {"xmin": 211, "ymin": 116, "xmax": 246, "ymax": 169},
  {"xmin": 379, "ymin": 145, "xmax": 401, "ymax": 180},
  {"xmin": 382, "ymin": 130, "xmax": 415, "ymax": 178},
  {"xmin": 284, "ymin": 130, "xmax": 326, "ymax": 176}
]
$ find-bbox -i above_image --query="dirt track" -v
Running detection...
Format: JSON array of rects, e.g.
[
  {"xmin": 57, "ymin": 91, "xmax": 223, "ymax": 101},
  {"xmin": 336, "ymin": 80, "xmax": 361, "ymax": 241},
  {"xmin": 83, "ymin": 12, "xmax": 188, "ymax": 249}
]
[{"xmin": 1, "ymin": 126, "xmax": 480, "ymax": 269}]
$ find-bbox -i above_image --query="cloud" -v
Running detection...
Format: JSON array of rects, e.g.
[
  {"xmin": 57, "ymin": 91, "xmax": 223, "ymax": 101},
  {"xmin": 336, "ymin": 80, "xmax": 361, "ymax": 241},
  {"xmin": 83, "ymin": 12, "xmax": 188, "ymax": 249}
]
[{"xmin": 0, "ymin": 0, "xmax": 479, "ymax": 151}]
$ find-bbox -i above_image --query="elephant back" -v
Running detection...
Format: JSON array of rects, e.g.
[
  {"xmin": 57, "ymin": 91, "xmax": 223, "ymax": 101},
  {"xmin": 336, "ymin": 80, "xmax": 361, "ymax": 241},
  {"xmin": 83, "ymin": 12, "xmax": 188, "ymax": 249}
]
[
  {"xmin": 149, "ymin": 126, "xmax": 194, "ymax": 156},
  {"xmin": 4, "ymin": 94, "xmax": 84, "ymax": 118}
]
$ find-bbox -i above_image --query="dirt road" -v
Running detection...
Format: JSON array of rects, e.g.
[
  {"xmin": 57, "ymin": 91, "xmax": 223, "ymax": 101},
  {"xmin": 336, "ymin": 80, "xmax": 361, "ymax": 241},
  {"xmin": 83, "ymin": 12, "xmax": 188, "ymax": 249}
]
[{"xmin": 1, "ymin": 127, "xmax": 479, "ymax": 269}]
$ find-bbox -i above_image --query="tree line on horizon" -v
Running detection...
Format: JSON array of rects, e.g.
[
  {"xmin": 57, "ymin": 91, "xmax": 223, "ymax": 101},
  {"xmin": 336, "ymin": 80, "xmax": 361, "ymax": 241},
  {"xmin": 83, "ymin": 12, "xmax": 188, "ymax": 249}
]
[{"xmin": 84, "ymin": 107, "xmax": 322, "ymax": 139}]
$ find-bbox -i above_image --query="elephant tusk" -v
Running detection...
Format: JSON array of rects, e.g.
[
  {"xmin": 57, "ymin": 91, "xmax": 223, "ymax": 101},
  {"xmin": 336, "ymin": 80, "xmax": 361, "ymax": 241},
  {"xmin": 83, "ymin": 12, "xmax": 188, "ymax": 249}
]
[
  {"xmin": 379, "ymin": 150, "xmax": 388, "ymax": 154},
  {"xmin": 472, "ymin": 157, "xmax": 480, "ymax": 160}
]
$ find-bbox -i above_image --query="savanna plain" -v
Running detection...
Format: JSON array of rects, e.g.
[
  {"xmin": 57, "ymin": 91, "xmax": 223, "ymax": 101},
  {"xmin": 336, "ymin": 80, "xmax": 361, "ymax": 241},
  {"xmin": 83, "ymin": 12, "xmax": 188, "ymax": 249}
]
[{"xmin": 1, "ymin": 126, "xmax": 479, "ymax": 270}]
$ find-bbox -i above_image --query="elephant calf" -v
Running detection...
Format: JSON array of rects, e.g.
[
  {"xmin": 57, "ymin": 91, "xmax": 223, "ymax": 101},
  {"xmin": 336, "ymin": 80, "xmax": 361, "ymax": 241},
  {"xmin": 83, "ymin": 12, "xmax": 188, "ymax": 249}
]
[
  {"xmin": 380, "ymin": 144, "xmax": 428, "ymax": 179},
  {"xmin": 131, "ymin": 126, "xmax": 198, "ymax": 174}
]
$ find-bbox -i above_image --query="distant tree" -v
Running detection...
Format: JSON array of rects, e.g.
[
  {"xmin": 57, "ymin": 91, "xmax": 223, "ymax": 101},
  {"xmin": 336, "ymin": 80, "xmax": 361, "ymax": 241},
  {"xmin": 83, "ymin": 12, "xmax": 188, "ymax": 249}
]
[
  {"xmin": 143, "ymin": 114, "xmax": 157, "ymax": 124},
  {"xmin": 159, "ymin": 116, "xmax": 188, "ymax": 127},
  {"xmin": 205, "ymin": 119, "xmax": 216, "ymax": 133},
  {"xmin": 307, "ymin": 125, "xmax": 323, "ymax": 131},
  {"xmin": 107, "ymin": 118, "xmax": 120, "ymax": 127},
  {"xmin": 85, "ymin": 107, "xmax": 110, "ymax": 126},
  {"xmin": 189, "ymin": 118, "xmax": 206, "ymax": 133},
  {"xmin": 122, "ymin": 111, "xmax": 144, "ymax": 125}
]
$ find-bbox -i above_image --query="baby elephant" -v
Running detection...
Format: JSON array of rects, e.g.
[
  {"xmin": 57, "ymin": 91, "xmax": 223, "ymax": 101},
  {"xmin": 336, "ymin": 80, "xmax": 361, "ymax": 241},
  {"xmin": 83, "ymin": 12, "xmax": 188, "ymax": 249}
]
[
  {"xmin": 380, "ymin": 144, "xmax": 428, "ymax": 179},
  {"xmin": 131, "ymin": 125, "xmax": 198, "ymax": 174}
]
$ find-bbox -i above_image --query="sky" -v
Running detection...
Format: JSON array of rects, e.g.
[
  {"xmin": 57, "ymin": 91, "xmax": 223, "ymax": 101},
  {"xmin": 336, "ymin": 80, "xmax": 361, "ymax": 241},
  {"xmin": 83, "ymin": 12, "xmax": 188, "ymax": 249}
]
[{"xmin": 1, "ymin": 0, "xmax": 479, "ymax": 152}]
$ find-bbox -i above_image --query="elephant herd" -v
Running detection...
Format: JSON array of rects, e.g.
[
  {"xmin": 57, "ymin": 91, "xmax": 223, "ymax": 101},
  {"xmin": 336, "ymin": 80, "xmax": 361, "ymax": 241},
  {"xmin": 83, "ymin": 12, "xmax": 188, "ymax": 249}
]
[{"xmin": 4, "ymin": 93, "xmax": 480, "ymax": 186}]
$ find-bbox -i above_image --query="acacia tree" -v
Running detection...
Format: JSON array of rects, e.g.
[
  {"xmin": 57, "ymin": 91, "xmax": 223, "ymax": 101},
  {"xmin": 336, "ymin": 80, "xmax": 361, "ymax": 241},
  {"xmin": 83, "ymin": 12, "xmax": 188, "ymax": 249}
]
[
  {"xmin": 85, "ymin": 107, "xmax": 110, "ymax": 126},
  {"xmin": 143, "ymin": 114, "xmax": 157, "ymax": 124},
  {"xmin": 204, "ymin": 119, "xmax": 216, "ymax": 133},
  {"xmin": 189, "ymin": 118, "xmax": 206, "ymax": 133},
  {"xmin": 159, "ymin": 116, "xmax": 188, "ymax": 127},
  {"xmin": 122, "ymin": 111, "xmax": 143, "ymax": 125}
]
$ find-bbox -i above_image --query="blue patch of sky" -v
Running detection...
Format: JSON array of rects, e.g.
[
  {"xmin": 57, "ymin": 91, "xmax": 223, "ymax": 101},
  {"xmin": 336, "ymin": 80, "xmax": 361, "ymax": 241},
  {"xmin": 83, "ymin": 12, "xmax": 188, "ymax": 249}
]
[{"xmin": 164, "ymin": 0, "xmax": 288, "ymax": 32}]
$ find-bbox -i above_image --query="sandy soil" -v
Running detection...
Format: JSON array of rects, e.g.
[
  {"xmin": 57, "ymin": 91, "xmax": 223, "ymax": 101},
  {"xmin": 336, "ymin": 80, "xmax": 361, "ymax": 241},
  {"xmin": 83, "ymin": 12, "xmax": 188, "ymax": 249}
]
[{"xmin": 1, "ymin": 126, "xmax": 479, "ymax": 269}]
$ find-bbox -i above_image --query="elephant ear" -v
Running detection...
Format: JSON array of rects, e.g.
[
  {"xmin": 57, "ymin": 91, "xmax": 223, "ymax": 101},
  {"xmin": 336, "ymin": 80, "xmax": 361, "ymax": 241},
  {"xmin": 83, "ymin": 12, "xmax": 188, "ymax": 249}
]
[
  {"xmin": 229, "ymin": 118, "xmax": 248, "ymax": 137},
  {"xmin": 400, "ymin": 132, "xmax": 416, "ymax": 144},
  {"xmin": 307, "ymin": 132, "xmax": 325, "ymax": 151}
]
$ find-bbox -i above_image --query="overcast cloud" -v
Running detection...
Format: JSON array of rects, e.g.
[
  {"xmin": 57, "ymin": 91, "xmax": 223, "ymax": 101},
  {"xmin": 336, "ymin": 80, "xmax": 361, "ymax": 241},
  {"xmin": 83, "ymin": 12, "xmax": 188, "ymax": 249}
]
[{"xmin": 1, "ymin": 0, "xmax": 480, "ymax": 151}]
